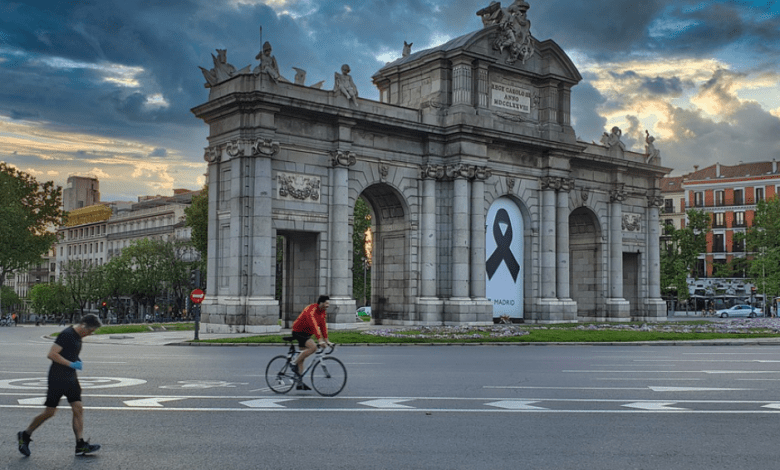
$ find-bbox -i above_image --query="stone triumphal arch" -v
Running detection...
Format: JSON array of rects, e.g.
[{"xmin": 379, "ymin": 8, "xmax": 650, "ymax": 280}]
[{"xmin": 192, "ymin": 0, "xmax": 669, "ymax": 333}]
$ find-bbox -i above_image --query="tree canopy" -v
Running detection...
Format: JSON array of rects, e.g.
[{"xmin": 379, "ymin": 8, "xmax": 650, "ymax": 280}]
[
  {"xmin": 741, "ymin": 197, "xmax": 780, "ymax": 299},
  {"xmin": 0, "ymin": 162, "xmax": 65, "ymax": 285},
  {"xmin": 660, "ymin": 209, "xmax": 710, "ymax": 301}
]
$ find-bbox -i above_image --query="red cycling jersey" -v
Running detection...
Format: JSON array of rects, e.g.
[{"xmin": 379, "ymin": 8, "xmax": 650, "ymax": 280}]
[{"xmin": 292, "ymin": 303, "xmax": 328, "ymax": 339}]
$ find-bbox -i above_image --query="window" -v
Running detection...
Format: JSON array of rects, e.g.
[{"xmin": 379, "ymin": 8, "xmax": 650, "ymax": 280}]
[
  {"xmin": 663, "ymin": 198, "xmax": 674, "ymax": 214},
  {"xmin": 694, "ymin": 192, "xmax": 704, "ymax": 207},
  {"xmin": 756, "ymin": 187, "xmax": 764, "ymax": 202},
  {"xmin": 734, "ymin": 212, "xmax": 745, "ymax": 227},
  {"xmin": 713, "ymin": 212, "xmax": 725, "ymax": 228},
  {"xmin": 732, "ymin": 237, "xmax": 745, "ymax": 253},
  {"xmin": 712, "ymin": 233, "xmax": 725, "ymax": 253},
  {"xmin": 733, "ymin": 189, "xmax": 743, "ymax": 205},
  {"xmin": 715, "ymin": 190, "xmax": 725, "ymax": 206}
]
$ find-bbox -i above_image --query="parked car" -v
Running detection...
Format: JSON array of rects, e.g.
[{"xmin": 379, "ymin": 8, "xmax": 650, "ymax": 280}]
[
  {"xmin": 716, "ymin": 304, "xmax": 762, "ymax": 318},
  {"xmin": 356, "ymin": 306, "xmax": 371, "ymax": 319}
]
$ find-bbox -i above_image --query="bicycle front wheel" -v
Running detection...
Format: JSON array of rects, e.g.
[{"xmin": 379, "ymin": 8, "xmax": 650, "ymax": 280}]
[
  {"xmin": 265, "ymin": 355, "xmax": 296, "ymax": 394},
  {"xmin": 310, "ymin": 356, "xmax": 347, "ymax": 396}
]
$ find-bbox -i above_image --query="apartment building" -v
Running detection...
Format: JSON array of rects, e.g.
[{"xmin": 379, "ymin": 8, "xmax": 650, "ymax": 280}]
[{"xmin": 663, "ymin": 160, "xmax": 780, "ymax": 278}]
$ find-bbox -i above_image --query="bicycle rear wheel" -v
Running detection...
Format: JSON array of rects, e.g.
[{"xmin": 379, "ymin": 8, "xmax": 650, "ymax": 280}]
[
  {"xmin": 265, "ymin": 355, "xmax": 296, "ymax": 393},
  {"xmin": 310, "ymin": 356, "xmax": 347, "ymax": 396}
]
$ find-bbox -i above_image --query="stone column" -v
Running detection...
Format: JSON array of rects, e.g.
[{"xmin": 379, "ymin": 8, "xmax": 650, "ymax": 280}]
[
  {"xmin": 475, "ymin": 63, "xmax": 490, "ymax": 110},
  {"xmin": 607, "ymin": 184, "xmax": 630, "ymax": 319},
  {"xmin": 415, "ymin": 165, "xmax": 444, "ymax": 324},
  {"xmin": 451, "ymin": 168, "xmax": 471, "ymax": 299},
  {"xmin": 540, "ymin": 178, "xmax": 557, "ymax": 299},
  {"xmin": 644, "ymin": 192, "xmax": 666, "ymax": 319},
  {"xmin": 328, "ymin": 149, "xmax": 357, "ymax": 325},
  {"xmin": 420, "ymin": 168, "xmax": 439, "ymax": 298},
  {"xmin": 470, "ymin": 167, "xmax": 491, "ymax": 299},
  {"xmin": 556, "ymin": 178, "xmax": 578, "ymax": 320}
]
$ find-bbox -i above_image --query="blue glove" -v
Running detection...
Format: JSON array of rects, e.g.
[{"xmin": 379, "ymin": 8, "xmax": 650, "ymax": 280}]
[{"xmin": 70, "ymin": 361, "xmax": 83, "ymax": 370}]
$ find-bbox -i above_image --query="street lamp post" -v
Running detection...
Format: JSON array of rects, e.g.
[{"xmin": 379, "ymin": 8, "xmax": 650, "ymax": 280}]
[{"xmin": 362, "ymin": 257, "xmax": 367, "ymax": 307}]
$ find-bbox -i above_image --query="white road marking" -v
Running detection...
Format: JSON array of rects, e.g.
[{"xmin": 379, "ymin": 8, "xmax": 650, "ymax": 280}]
[
  {"xmin": 241, "ymin": 399, "xmax": 295, "ymax": 408},
  {"xmin": 648, "ymin": 387, "xmax": 753, "ymax": 392},
  {"xmin": 486, "ymin": 401, "xmax": 547, "ymax": 410},
  {"xmin": 623, "ymin": 402, "xmax": 688, "ymax": 411},
  {"xmin": 124, "ymin": 397, "xmax": 187, "ymax": 407},
  {"xmin": 17, "ymin": 397, "xmax": 46, "ymax": 405},
  {"xmin": 359, "ymin": 399, "xmax": 415, "ymax": 409}
]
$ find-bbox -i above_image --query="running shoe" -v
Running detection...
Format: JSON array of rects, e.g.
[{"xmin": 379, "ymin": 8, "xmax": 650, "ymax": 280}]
[
  {"xmin": 75, "ymin": 440, "xmax": 101, "ymax": 456},
  {"xmin": 17, "ymin": 431, "xmax": 31, "ymax": 457}
]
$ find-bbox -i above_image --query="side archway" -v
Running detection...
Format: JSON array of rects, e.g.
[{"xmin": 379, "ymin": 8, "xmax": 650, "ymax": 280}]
[
  {"xmin": 359, "ymin": 183, "xmax": 411, "ymax": 324},
  {"xmin": 569, "ymin": 207, "xmax": 603, "ymax": 319}
]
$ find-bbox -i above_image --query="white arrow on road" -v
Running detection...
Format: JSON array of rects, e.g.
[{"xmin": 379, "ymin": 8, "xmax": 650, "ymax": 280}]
[
  {"xmin": 240, "ymin": 399, "xmax": 295, "ymax": 408},
  {"xmin": 485, "ymin": 401, "xmax": 547, "ymax": 410},
  {"xmin": 623, "ymin": 402, "xmax": 688, "ymax": 411},
  {"xmin": 760, "ymin": 403, "xmax": 780, "ymax": 410},
  {"xmin": 358, "ymin": 399, "xmax": 414, "ymax": 409},
  {"xmin": 649, "ymin": 386, "xmax": 753, "ymax": 392},
  {"xmin": 17, "ymin": 397, "xmax": 46, "ymax": 406},
  {"xmin": 124, "ymin": 397, "xmax": 187, "ymax": 407}
]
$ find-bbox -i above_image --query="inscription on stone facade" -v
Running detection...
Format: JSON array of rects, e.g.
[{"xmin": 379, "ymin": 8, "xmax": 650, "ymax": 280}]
[
  {"xmin": 276, "ymin": 173, "xmax": 321, "ymax": 202},
  {"xmin": 490, "ymin": 82, "xmax": 531, "ymax": 113}
]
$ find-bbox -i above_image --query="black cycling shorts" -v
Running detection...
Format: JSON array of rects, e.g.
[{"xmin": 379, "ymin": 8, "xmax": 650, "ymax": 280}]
[
  {"xmin": 45, "ymin": 376, "xmax": 81, "ymax": 408},
  {"xmin": 291, "ymin": 331, "xmax": 312, "ymax": 348}
]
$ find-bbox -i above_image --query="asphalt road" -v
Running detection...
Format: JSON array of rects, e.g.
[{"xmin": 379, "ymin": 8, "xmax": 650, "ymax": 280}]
[{"xmin": 2, "ymin": 325, "xmax": 780, "ymax": 469}]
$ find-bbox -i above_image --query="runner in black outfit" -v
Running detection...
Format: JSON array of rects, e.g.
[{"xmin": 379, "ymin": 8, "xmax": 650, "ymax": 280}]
[{"xmin": 17, "ymin": 314, "xmax": 102, "ymax": 457}]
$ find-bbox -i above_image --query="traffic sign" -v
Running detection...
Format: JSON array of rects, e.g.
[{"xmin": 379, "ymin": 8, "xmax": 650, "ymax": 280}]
[{"xmin": 190, "ymin": 288, "xmax": 206, "ymax": 304}]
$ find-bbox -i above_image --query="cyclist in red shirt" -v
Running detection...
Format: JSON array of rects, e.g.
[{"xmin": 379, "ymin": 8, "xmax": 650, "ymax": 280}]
[{"xmin": 291, "ymin": 296, "xmax": 332, "ymax": 389}]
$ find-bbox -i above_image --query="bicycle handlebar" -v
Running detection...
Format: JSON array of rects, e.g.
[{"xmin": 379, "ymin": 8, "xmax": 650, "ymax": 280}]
[{"xmin": 316, "ymin": 343, "xmax": 336, "ymax": 355}]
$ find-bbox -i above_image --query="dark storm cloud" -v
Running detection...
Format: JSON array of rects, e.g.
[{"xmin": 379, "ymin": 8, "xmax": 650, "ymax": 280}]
[
  {"xmin": 640, "ymin": 76, "xmax": 684, "ymax": 96},
  {"xmin": 570, "ymin": 79, "xmax": 607, "ymax": 142}
]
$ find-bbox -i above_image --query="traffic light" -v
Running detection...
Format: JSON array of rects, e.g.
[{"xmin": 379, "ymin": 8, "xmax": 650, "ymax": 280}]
[
  {"xmin": 101, "ymin": 301, "xmax": 107, "ymax": 314},
  {"xmin": 190, "ymin": 269, "xmax": 201, "ymax": 288},
  {"xmin": 751, "ymin": 286, "xmax": 757, "ymax": 294}
]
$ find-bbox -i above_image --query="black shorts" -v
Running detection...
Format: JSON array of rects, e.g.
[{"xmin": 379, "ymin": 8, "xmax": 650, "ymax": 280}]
[
  {"xmin": 45, "ymin": 376, "xmax": 81, "ymax": 408},
  {"xmin": 291, "ymin": 331, "xmax": 312, "ymax": 348}
]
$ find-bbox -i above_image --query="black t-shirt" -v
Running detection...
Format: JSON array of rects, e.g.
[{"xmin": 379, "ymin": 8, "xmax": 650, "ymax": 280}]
[{"xmin": 49, "ymin": 326, "xmax": 82, "ymax": 380}]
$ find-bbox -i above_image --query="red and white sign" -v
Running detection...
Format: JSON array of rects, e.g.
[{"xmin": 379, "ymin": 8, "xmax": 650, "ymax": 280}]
[{"xmin": 190, "ymin": 289, "xmax": 206, "ymax": 304}]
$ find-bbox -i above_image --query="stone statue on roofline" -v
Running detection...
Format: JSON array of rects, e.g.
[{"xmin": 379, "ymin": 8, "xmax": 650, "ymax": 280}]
[
  {"xmin": 645, "ymin": 130, "xmax": 661, "ymax": 163},
  {"xmin": 477, "ymin": 0, "xmax": 535, "ymax": 65},
  {"xmin": 199, "ymin": 49, "xmax": 238, "ymax": 88},
  {"xmin": 402, "ymin": 41, "xmax": 413, "ymax": 58},
  {"xmin": 600, "ymin": 126, "xmax": 626, "ymax": 151},
  {"xmin": 334, "ymin": 64, "xmax": 359, "ymax": 107},
  {"xmin": 254, "ymin": 41, "xmax": 290, "ymax": 84}
]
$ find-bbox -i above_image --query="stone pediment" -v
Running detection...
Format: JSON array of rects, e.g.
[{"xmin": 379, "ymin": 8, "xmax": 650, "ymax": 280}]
[{"xmin": 373, "ymin": 26, "xmax": 581, "ymax": 86}]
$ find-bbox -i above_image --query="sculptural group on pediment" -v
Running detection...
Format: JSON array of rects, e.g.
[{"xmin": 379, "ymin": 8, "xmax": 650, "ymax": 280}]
[
  {"xmin": 477, "ymin": 0, "xmax": 535, "ymax": 65},
  {"xmin": 254, "ymin": 41, "xmax": 289, "ymax": 84}
]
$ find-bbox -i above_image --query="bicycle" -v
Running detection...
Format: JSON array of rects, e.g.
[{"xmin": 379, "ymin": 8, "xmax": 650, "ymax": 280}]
[{"xmin": 265, "ymin": 337, "xmax": 347, "ymax": 397}]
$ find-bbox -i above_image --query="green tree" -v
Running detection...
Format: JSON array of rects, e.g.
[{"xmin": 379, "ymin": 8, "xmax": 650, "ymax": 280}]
[
  {"xmin": 740, "ymin": 196, "xmax": 780, "ymax": 300},
  {"xmin": 184, "ymin": 186, "xmax": 208, "ymax": 263},
  {"xmin": 0, "ymin": 285, "xmax": 21, "ymax": 315},
  {"xmin": 352, "ymin": 197, "xmax": 373, "ymax": 306},
  {"xmin": 29, "ymin": 282, "xmax": 73, "ymax": 320},
  {"xmin": 0, "ymin": 162, "xmax": 66, "ymax": 286},
  {"xmin": 98, "ymin": 257, "xmax": 133, "ymax": 321},
  {"xmin": 60, "ymin": 260, "xmax": 103, "ymax": 318},
  {"xmin": 660, "ymin": 209, "xmax": 710, "ymax": 305}
]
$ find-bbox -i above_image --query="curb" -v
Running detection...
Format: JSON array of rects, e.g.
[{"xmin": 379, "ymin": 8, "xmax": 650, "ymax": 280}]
[{"xmin": 168, "ymin": 339, "xmax": 780, "ymax": 347}]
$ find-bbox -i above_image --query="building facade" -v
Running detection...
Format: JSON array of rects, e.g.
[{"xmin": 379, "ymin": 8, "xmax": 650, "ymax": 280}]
[
  {"xmin": 192, "ymin": 1, "xmax": 670, "ymax": 333},
  {"xmin": 681, "ymin": 160, "xmax": 780, "ymax": 278},
  {"xmin": 63, "ymin": 175, "xmax": 100, "ymax": 212}
]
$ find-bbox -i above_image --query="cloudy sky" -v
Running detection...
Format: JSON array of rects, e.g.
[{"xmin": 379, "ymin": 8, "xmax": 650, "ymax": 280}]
[{"xmin": 1, "ymin": 0, "xmax": 779, "ymax": 201}]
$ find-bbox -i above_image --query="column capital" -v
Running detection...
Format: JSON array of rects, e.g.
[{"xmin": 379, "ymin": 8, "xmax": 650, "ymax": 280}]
[
  {"xmin": 647, "ymin": 194, "xmax": 664, "ymax": 208},
  {"xmin": 420, "ymin": 164, "xmax": 446, "ymax": 180},
  {"xmin": 540, "ymin": 176, "xmax": 571, "ymax": 191},
  {"xmin": 610, "ymin": 184, "xmax": 627, "ymax": 203},
  {"xmin": 330, "ymin": 149, "xmax": 357, "ymax": 167},
  {"xmin": 204, "ymin": 146, "xmax": 221, "ymax": 163},
  {"xmin": 251, "ymin": 138, "xmax": 280, "ymax": 157}
]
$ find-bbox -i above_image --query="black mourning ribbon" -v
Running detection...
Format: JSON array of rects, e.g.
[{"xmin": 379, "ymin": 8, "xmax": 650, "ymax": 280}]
[{"xmin": 485, "ymin": 209, "xmax": 520, "ymax": 282}]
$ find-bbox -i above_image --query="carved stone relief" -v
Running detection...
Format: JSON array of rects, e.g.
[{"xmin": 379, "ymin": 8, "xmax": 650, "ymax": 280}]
[
  {"xmin": 622, "ymin": 213, "xmax": 641, "ymax": 232},
  {"xmin": 204, "ymin": 146, "xmax": 220, "ymax": 163},
  {"xmin": 277, "ymin": 173, "xmax": 321, "ymax": 202}
]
